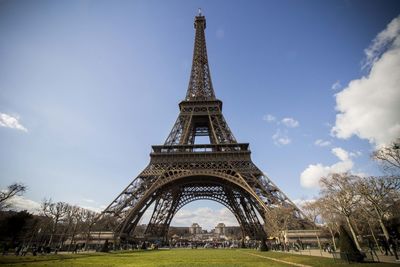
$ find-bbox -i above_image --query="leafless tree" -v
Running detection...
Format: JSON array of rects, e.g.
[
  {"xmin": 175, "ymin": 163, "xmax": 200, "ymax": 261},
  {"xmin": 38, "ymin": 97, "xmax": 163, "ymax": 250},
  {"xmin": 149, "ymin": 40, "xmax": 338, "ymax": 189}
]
[
  {"xmin": 354, "ymin": 204, "xmax": 383, "ymax": 253},
  {"xmin": 316, "ymin": 198, "xmax": 341, "ymax": 251},
  {"xmin": 301, "ymin": 201, "xmax": 321, "ymax": 225},
  {"xmin": 0, "ymin": 183, "xmax": 26, "ymax": 210},
  {"xmin": 265, "ymin": 206, "xmax": 297, "ymax": 243},
  {"xmin": 356, "ymin": 176, "xmax": 400, "ymax": 242},
  {"xmin": 373, "ymin": 138, "xmax": 400, "ymax": 174},
  {"xmin": 82, "ymin": 209, "xmax": 97, "ymax": 250},
  {"xmin": 320, "ymin": 173, "xmax": 362, "ymax": 251},
  {"xmin": 41, "ymin": 199, "xmax": 70, "ymax": 247},
  {"xmin": 59, "ymin": 205, "xmax": 80, "ymax": 249},
  {"xmin": 301, "ymin": 200, "xmax": 322, "ymax": 249}
]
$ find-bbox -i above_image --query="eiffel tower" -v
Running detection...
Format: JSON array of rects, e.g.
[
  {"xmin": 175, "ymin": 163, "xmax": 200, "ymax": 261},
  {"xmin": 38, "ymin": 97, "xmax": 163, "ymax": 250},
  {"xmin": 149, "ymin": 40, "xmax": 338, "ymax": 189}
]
[{"xmin": 98, "ymin": 12, "xmax": 307, "ymax": 242}]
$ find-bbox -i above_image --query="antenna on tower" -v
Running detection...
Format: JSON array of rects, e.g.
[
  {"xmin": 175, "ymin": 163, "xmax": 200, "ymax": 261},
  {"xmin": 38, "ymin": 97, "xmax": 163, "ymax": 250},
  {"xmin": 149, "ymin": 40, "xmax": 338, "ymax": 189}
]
[{"xmin": 198, "ymin": 8, "xmax": 202, "ymax": 16}]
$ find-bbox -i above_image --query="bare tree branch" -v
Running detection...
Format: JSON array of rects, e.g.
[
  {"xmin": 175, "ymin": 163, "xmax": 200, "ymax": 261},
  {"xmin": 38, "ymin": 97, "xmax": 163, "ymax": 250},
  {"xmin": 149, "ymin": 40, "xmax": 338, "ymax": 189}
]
[
  {"xmin": 41, "ymin": 199, "xmax": 70, "ymax": 247},
  {"xmin": 356, "ymin": 176, "xmax": 400, "ymax": 241},
  {"xmin": 0, "ymin": 182, "xmax": 27, "ymax": 210},
  {"xmin": 373, "ymin": 138, "xmax": 400, "ymax": 174},
  {"xmin": 319, "ymin": 173, "xmax": 362, "ymax": 251}
]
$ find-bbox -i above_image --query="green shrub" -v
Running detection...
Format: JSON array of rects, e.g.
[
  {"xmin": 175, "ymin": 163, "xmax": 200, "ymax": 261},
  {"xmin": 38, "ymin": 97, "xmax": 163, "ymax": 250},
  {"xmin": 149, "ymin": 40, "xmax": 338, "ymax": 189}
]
[
  {"xmin": 259, "ymin": 237, "xmax": 268, "ymax": 251},
  {"xmin": 100, "ymin": 239, "xmax": 110, "ymax": 253}
]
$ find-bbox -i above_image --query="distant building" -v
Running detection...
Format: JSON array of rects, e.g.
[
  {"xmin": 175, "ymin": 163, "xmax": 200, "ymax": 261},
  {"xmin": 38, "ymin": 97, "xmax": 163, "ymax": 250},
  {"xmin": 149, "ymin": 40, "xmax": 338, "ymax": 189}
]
[
  {"xmin": 282, "ymin": 229, "xmax": 330, "ymax": 247},
  {"xmin": 65, "ymin": 222, "xmax": 244, "ymax": 249},
  {"xmin": 214, "ymin": 223, "xmax": 241, "ymax": 239},
  {"xmin": 169, "ymin": 222, "xmax": 242, "ymax": 242},
  {"xmin": 215, "ymin": 223, "xmax": 226, "ymax": 235},
  {"xmin": 168, "ymin": 226, "xmax": 190, "ymax": 238},
  {"xmin": 189, "ymin": 223, "xmax": 202, "ymax": 235},
  {"xmin": 224, "ymin": 226, "xmax": 242, "ymax": 239},
  {"xmin": 64, "ymin": 231, "xmax": 114, "ymax": 248}
]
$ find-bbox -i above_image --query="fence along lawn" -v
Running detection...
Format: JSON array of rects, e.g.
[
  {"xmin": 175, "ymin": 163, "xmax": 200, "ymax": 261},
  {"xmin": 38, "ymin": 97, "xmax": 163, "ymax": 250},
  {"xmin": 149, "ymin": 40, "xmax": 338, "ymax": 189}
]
[{"xmin": 0, "ymin": 249, "xmax": 392, "ymax": 267}]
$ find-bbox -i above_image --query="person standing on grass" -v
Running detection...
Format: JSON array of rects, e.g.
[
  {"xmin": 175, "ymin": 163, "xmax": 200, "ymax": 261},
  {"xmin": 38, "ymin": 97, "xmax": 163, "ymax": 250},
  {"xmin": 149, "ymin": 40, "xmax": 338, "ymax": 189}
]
[
  {"xmin": 74, "ymin": 243, "xmax": 79, "ymax": 254},
  {"xmin": 2, "ymin": 243, "xmax": 8, "ymax": 256},
  {"xmin": 32, "ymin": 244, "xmax": 37, "ymax": 256},
  {"xmin": 381, "ymin": 238, "xmax": 392, "ymax": 256},
  {"xmin": 388, "ymin": 237, "xmax": 399, "ymax": 260},
  {"xmin": 14, "ymin": 245, "xmax": 21, "ymax": 256},
  {"xmin": 20, "ymin": 245, "xmax": 28, "ymax": 256}
]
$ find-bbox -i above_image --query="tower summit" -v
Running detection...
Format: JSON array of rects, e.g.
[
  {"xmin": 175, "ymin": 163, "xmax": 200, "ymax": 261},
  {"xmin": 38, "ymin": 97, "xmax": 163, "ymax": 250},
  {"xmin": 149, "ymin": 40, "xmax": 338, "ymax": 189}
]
[
  {"xmin": 96, "ymin": 13, "xmax": 309, "ymax": 243},
  {"xmin": 164, "ymin": 14, "xmax": 236, "ymax": 145},
  {"xmin": 186, "ymin": 11, "xmax": 215, "ymax": 101}
]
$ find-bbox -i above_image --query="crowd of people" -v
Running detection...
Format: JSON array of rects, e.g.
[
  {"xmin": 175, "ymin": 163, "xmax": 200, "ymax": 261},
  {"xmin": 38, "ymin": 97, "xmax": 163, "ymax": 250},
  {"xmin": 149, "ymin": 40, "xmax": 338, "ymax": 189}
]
[{"xmin": 1, "ymin": 242, "xmax": 84, "ymax": 256}]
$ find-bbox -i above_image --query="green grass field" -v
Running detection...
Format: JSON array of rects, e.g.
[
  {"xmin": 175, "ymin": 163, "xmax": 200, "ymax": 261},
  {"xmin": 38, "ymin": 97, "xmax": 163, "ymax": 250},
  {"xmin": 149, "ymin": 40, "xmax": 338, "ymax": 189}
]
[{"xmin": 0, "ymin": 249, "xmax": 392, "ymax": 267}]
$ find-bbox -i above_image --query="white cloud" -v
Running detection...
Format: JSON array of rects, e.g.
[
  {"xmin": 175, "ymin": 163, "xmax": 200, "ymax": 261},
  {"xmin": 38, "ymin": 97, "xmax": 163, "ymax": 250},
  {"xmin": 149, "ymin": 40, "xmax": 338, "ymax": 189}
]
[
  {"xmin": 171, "ymin": 207, "xmax": 238, "ymax": 230},
  {"xmin": 263, "ymin": 115, "xmax": 299, "ymax": 128},
  {"xmin": 277, "ymin": 137, "xmax": 291, "ymax": 145},
  {"xmin": 3, "ymin": 193, "xmax": 106, "ymax": 215},
  {"xmin": 80, "ymin": 205, "xmax": 104, "ymax": 213},
  {"xmin": 281, "ymin": 117, "xmax": 299, "ymax": 128},
  {"xmin": 314, "ymin": 139, "xmax": 331, "ymax": 147},
  {"xmin": 262, "ymin": 114, "xmax": 276, "ymax": 122},
  {"xmin": 331, "ymin": 80, "xmax": 342, "ymax": 90},
  {"xmin": 0, "ymin": 113, "xmax": 27, "ymax": 132},
  {"xmin": 6, "ymin": 195, "xmax": 41, "ymax": 214},
  {"xmin": 300, "ymin": 147, "xmax": 354, "ymax": 188},
  {"xmin": 83, "ymin": 198, "xmax": 95, "ymax": 203},
  {"xmin": 363, "ymin": 15, "xmax": 400, "ymax": 69},
  {"xmin": 331, "ymin": 147, "xmax": 349, "ymax": 161},
  {"xmin": 264, "ymin": 115, "xmax": 298, "ymax": 146},
  {"xmin": 293, "ymin": 198, "xmax": 316, "ymax": 208},
  {"xmin": 350, "ymin": 151, "xmax": 363, "ymax": 157},
  {"xmin": 355, "ymin": 171, "xmax": 368, "ymax": 178},
  {"xmin": 272, "ymin": 129, "xmax": 291, "ymax": 145},
  {"xmin": 332, "ymin": 15, "xmax": 400, "ymax": 147}
]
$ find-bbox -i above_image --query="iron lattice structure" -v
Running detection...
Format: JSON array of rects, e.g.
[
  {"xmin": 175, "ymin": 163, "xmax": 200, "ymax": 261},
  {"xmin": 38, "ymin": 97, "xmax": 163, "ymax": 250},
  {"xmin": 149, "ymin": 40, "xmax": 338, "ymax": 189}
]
[{"xmin": 98, "ymin": 14, "xmax": 308, "ymax": 242}]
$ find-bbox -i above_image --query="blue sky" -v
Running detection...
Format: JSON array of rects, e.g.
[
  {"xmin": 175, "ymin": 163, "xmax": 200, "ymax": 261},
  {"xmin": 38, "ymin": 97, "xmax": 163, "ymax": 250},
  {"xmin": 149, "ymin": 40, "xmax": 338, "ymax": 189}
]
[{"xmin": 1, "ymin": 0, "xmax": 399, "ymax": 229}]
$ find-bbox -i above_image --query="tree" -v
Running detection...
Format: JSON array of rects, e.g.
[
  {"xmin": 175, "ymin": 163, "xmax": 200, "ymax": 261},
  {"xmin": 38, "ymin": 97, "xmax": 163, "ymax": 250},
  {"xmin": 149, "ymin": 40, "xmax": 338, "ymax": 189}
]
[
  {"xmin": 265, "ymin": 206, "xmax": 299, "ymax": 244},
  {"xmin": 0, "ymin": 183, "xmax": 26, "ymax": 210},
  {"xmin": 319, "ymin": 173, "xmax": 362, "ymax": 251},
  {"xmin": 82, "ymin": 209, "xmax": 97, "ymax": 250},
  {"xmin": 41, "ymin": 199, "xmax": 70, "ymax": 247},
  {"xmin": 101, "ymin": 239, "xmax": 110, "ymax": 252},
  {"xmin": 354, "ymin": 205, "xmax": 383, "ymax": 253},
  {"xmin": 301, "ymin": 201, "xmax": 322, "ymax": 250},
  {"xmin": 356, "ymin": 176, "xmax": 400, "ymax": 242},
  {"xmin": 339, "ymin": 225, "xmax": 363, "ymax": 262},
  {"xmin": 259, "ymin": 236, "xmax": 268, "ymax": 251},
  {"xmin": 373, "ymin": 138, "xmax": 400, "ymax": 174},
  {"xmin": 0, "ymin": 210, "xmax": 32, "ymax": 245},
  {"xmin": 62, "ymin": 205, "xmax": 81, "ymax": 249},
  {"xmin": 315, "ymin": 198, "xmax": 341, "ymax": 251}
]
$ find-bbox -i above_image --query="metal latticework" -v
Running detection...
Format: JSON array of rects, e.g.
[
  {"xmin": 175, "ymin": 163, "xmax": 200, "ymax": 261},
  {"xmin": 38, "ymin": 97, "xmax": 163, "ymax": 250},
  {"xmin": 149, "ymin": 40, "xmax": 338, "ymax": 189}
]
[
  {"xmin": 186, "ymin": 15, "xmax": 215, "ymax": 101},
  {"xmin": 97, "ymin": 13, "xmax": 309, "ymax": 243}
]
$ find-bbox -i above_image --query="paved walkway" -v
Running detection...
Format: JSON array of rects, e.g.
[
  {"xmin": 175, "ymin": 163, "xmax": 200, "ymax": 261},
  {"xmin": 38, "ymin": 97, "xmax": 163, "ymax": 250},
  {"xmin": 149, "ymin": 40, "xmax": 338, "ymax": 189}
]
[
  {"xmin": 276, "ymin": 249, "xmax": 400, "ymax": 265},
  {"xmin": 244, "ymin": 251, "xmax": 312, "ymax": 267}
]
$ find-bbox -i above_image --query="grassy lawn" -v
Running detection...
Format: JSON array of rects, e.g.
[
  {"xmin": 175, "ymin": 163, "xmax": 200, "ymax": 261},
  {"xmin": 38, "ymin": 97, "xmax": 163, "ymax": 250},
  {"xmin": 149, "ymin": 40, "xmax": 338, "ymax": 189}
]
[{"xmin": 0, "ymin": 249, "xmax": 392, "ymax": 267}]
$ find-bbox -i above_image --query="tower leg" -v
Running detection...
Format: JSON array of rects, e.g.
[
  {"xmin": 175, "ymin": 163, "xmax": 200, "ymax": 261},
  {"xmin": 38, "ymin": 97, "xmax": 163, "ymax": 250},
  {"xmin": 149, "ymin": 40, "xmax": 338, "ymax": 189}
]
[{"xmin": 145, "ymin": 188, "xmax": 182, "ymax": 243}]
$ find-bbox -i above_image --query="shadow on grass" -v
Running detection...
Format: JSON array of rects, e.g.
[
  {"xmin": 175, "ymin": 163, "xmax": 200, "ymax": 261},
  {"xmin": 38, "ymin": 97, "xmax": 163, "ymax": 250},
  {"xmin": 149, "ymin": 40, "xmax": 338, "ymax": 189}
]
[{"xmin": 0, "ymin": 250, "xmax": 162, "ymax": 264}]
